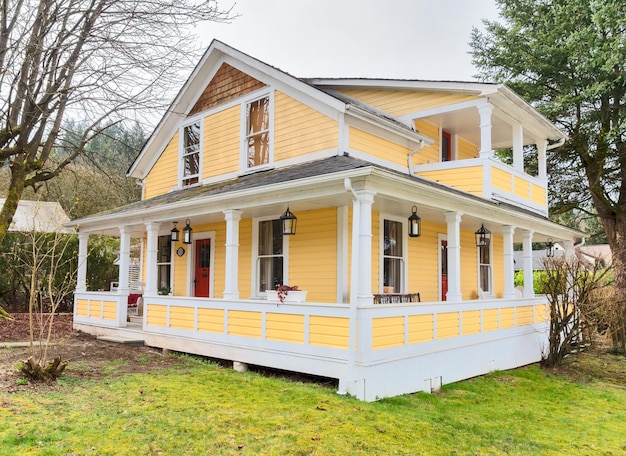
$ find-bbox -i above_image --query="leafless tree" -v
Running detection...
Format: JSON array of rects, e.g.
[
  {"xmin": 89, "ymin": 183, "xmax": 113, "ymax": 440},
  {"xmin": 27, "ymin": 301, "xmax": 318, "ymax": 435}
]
[{"xmin": 0, "ymin": 0, "xmax": 235, "ymax": 242}]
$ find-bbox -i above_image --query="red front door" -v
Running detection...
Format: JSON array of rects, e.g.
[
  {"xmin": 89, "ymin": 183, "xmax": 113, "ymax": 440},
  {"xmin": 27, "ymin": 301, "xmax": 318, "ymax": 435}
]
[
  {"xmin": 194, "ymin": 239, "xmax": 211, "ymax": 297},
  {"xmin": 441, "ymin": 240, "xmax": 448, "ymax": 301}
]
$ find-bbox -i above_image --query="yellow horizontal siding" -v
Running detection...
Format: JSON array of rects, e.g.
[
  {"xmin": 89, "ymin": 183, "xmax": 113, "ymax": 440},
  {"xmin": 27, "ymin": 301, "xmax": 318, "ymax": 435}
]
[
  {"xmin": 517, "ymin": 306, "xmax": 534, "ymax": 326},
  {"xmin": 170, "ymin": 306, "xmax": 195, "ymax": 330},
  {"xmin": 457, "ymin": 137, "xmax": 478, "ymax": 160},
  {"xmin": 147, "ymin": 304, "xmax": 167, "ymax": 327},
  {"xmin": 535, "ymin": 304, "xmax": 549, "ymax": 323},
  {"xmin": 492, "ymin": 167, "xmax": 512, "ymax": 193},
  {"xmin": 237, "ymin": 218, "xmax": 253, "ymax": 299},
  {"xmin": 228, "ymin": 310, "xmax": 262, "ymax": 338},
  {"xmin": 198, "ymin": 308, "xmax": 224, "ymax": 333},
  {"xmin": 532, "ymin": 183, "xmax": 547, "ymax": 206},
  {"xmin": 89, "ymin": 302, "xmax": 101, "ymax": 319},
  {"xmin": 338, "ymin": 89, "xmax": 479, "ymax": 117},
  {"xmin": 289, "ymin": 208, "xmax": 338, "ymax": 303},
  {"xmin": 417, "ymin": 166, "xmax": 484, "ymax": 196},
  {"xmin": 266, "ymin": 313, "xmax": 305, "ymax": 343},
  {"xmin": 483, "ymin": 308, "xmax": 499, "ymax": 331},
  {"xmin": 408, "ymin": 314, "xmax": 434, "ymax": 343},
  {"xmin": 204, "ymin": 105, "xmax": 240, "ymax": 179},
  {"xmin": 412, "ymin": 120, "xmax": 439, "ymax": 164},
  {"xmin": 144, "ymin": 132, "xmax": 179, "ymax": 200},
  {"xmin": 372, "ymin": 316, "xmax": 404, "ymax": 350},
  {"xmin": 407, "ymin": 221, "xmax": 441, "ymax": 302},
  {"xmin": 76, "ymin": 299, "xmax": 88, "ymax": 317},
  {"xmin": 491, "ymin": 235, "xmax": 504, "ymax": 298},
  {"xmin": 349, "ymin": 127, "xmax": 411, "ymax": 167},
  {"xmin": 462, "ymin": 310, "xmax": 481, "ymax": 336},
  {"xmin": 309, "ymin": 316, "xmax": 349, "ymax": 349},
  {"xmin": 275, "ymin": 92, "xmax": 338, "ymax": 160},
  {"xmin": 102, "ymin": 301, "xmax": 117, "ymax": 321},
  {"xmin": 501, "ymin": 307, "xmax": 515, "ymax": 329},
  {"xmin": 437, "ymin": 311, "xmax": 460, "ymax": 339},
  {"xmin": 514, "ymin": 175, "xmax": 530, "ymax": 199},
  {"xmin": 460, "ymin": 228, "xmax": 479, "ymax": 299}
]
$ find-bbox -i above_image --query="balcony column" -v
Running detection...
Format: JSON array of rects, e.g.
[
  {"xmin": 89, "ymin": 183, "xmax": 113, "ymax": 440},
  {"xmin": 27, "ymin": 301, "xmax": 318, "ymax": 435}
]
[
  {"xmin": 117, "ymin": 226, "xmax": 131, "ymax": 296},
  {"xmin": 536, "ymin": 138, "xmax": 548, "ymax": 181},
  {"xmin": 445, "ymin": 211, "xmax": 463, "ymax": 302},
  {"xmin": 76, "ymin": 232, "xmax": 89, "ymax": 292},
  {"xmin": 478, "ymin": 103, "xmax": 494, "ymax": 159},
  {"xmin": 502, "ymin": 225, "xmax": 516, "ymax": 299},
  {"xmin": 223, "ymin": 209, "xmax": 242, "ymax": 300},
  {"xmin": 512, "ymin": 124, "xmax": 524, "ymax": 172},
  {"xmin": 144, "ymin": 222, "xmax": 161, "ymax": 297},
  {"xmin": 521, "ymin": 230, "xmax": 534, "ymax": 297}
]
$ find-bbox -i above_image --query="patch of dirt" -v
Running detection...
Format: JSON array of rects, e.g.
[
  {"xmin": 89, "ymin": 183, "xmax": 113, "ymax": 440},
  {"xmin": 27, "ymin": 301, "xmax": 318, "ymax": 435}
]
[{"xmin": 1, "ymin": 313, "xmax": 183, "ymax": 392}]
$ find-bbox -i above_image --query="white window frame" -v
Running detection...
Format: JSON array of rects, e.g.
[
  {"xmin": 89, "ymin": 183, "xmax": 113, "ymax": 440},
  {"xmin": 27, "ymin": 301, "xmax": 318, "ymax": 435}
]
[
  {"xmin": 156, "ymin": 234, "xmax": 173, "ymax": 293},
  {"xmin": 251, "ymin": 215, "xmax": 289, "ymax": 298},
  {"xmin": 179, "ymin": 116, "xmax": 203, "ymax": 187},
  {"xmin": 240, "ymin": 91, "xmax": 274, "ymax": 173},
  {"xmin": 379, "ymin": 215, "xmax": 408, "ymax": 294},
  {"xmin": 477, "ymin": 241, "xmax": 493, "ymax": 298}
]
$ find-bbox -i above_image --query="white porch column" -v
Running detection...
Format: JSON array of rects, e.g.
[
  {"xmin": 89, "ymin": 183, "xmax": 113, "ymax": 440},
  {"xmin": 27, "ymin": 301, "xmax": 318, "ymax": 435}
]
[
  {"xmin": 512, "ymin": 124, "xmax": 524, "ymax": 172},
  {"xmin": 356, "ymin": 190, "xmax": 375, "ymax": 307},
  {"xmin": 223, "ymin": 210, "xmax": 242, "ymax": 300},
  {"xmin": 445, "ymin": 212, "xmax": 463, "ymax": 302},
  {"xmin": 521, "ymin": 230, "xmax": 534, "ymax": 297},
  {"xmin": 117, "ymin": 226, "xmax": 131, "ymax": 296},
  {"xmin": 144, "ymin": 222, "xmax": 160, "ymax": 297},
  {"xmin": 478, "ymin": 103, "xmax": 494, "ymax": 159},
  {"xmin": 502, "ymin": 225, "xmax": 516, "ymax": 299},
  {"xmin": 536, "ymin": 138, "xmax": 548, "ymax": 181},
  {"xmin": 76, "ymin": 232, "xmax": 89, "ymax": 292}
]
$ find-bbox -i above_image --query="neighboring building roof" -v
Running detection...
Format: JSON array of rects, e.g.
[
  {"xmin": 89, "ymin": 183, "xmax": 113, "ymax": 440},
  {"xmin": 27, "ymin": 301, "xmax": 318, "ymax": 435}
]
[{"xmin": 1, "ymin": 199, "xmax": 71, "ymax": 233}]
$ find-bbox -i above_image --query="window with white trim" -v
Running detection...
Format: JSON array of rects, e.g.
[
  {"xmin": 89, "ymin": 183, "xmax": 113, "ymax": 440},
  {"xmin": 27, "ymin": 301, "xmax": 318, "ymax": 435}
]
[
  {"xmin": 382, "ymin": 219, "xmax": 405, "ymax": 293},
  {"xmin": 245, "ymin": 95, "xmax": 271, "ymax": 169},
  {"xmin": 478, "ymin": 242, "xmax": 492, "ymax": 296},
  {"xmin": 181, "ymin": 121, "xmax": 201, "ymax": 186},
  {"xmin": 256, "ymin": 219, "xmax": 285, "ymax": 294},
  {"xmin": 157, "ymin": 235, "xmax": 172, "ymax": 293}
]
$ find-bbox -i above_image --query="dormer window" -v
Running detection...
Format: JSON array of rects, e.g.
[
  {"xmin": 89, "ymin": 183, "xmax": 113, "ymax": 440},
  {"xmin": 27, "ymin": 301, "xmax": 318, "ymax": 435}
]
[
  {"xmin": 244, "ymin": 94, "xmax": 272, "ymax": 170},
  {"xmin": 182, "ymin": 121, "xmax": 201, "ymax": 186}
]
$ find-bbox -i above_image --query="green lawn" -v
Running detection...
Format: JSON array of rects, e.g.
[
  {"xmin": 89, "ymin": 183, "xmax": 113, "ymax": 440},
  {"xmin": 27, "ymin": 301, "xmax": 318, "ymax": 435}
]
[{"xmin": 1, "ymin": 354, "xmax": 625, "ymax": 455}]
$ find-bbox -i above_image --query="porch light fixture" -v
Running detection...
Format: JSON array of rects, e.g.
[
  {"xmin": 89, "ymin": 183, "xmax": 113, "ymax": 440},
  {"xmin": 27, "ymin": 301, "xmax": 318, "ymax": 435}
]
[
  {"xmin": 408, "ymin": 206, "xmax": 421, "ymax": 238},
  {"xmin": 170, "ymin": 222, "xmax": 180, "ymax": 242},
  {"xmin": 475, "ymin": 224, "xmax": 491, "ymax": 247},
  {"xmin": 280, "ymin": 206, "xmax": 297, "ymax": 235},
  {"xmin": 546, "ymin": 238, "xmax": 555, "ymax": 257},
  {"xmin": 182, "ymin": 219, "xmax": 193, "ymax": 244}
]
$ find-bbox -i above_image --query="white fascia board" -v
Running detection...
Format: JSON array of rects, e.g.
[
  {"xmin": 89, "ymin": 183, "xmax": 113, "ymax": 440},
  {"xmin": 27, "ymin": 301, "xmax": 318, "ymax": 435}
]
[
  {"xmin": 398, "ymin": 98, "xmax": 488, "ymax": 123},
  {"xmin": 306, "ymin": 78, "xmax": 500, "ymax": 95},
  {"xmin": 345, "ymin": 105, "xmax": 434, "ymax": 146}
]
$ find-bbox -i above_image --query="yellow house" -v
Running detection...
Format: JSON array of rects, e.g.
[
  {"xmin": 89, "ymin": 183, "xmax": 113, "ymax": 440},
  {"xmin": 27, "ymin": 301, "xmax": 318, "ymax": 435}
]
[{"xmin": 70, "ymin": 41, "xmax": 580, "ymax": 401}]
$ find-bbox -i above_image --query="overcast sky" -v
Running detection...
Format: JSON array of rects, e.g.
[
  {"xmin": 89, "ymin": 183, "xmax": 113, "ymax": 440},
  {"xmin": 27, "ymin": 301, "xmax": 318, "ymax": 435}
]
[{"xmin": 196, "ymin": 0, "xmax": 501, "ymax": 81}]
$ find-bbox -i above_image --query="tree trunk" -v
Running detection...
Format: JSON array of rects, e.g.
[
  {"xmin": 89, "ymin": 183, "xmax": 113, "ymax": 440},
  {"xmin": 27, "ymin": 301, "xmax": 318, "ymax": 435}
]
[{"xmin": 0, "ymin": 160, "xmax": 27, "ymax": 245}]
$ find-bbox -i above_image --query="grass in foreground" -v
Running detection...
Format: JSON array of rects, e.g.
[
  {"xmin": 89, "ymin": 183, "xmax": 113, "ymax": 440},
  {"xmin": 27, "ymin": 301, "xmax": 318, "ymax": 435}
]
[{"xmin": 1, "ymin": 353, "xmax": 625, "ymax": 455}]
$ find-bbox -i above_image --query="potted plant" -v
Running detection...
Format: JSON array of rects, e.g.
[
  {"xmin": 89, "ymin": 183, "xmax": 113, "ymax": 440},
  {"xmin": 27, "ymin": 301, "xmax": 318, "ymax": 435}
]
[
  {"xmin": 266, "ymin": 284, "xmax": 307, "ymax": 303},
  {"xmin": 158, "ymin": 287, "xmax": 171, "ymax": 296}
]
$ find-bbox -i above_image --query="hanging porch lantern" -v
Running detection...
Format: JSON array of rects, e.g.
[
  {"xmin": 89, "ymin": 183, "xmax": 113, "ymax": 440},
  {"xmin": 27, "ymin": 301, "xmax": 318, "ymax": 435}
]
[
  {"xmin": 546, "ymin": 238, "xmax": 555, "ymax": 257},
  {"xmin": 408, "ymin": 205, "xmax": 421, "ymax": 238},
  {"xmin": 280, "ymin": 207, "xmax": 297, "ymax": 235},
  {"xmin": 171, "ymin": 222, "xmax": 180, "ymax": 242},
  {"xmin": 475, "ymin": 224, "xmax": 491, "ymax": 247},
  {"xmin": 183, "ymin": 219, "xmax": 193, "ymax": 244}
]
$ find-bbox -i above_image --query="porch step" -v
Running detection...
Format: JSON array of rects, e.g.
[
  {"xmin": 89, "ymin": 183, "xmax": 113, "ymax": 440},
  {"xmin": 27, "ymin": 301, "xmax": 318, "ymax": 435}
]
[{"xmin": 97, "ymin": 335, "xmax": 145, "ymax": 345}]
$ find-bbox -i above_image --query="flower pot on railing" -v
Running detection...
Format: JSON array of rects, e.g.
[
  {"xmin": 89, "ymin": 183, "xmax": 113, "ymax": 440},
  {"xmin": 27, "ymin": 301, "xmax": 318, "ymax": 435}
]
[{"xmin": 266, "ymin": 287, "xmax": 308, "ymax": 303}]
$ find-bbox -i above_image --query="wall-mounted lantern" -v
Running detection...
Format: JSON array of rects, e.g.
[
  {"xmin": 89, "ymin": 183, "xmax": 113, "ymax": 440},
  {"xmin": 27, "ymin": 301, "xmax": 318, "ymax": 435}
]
[
  {"xmin": 546, "ymin": 238, "xmax": 555, "ymax": 257},
  {"xmin": 408, "ymin": 205, "xmax": 421, "ymax": 238},
  {"xmin": 171, "ymin": 222, "xmax": 180, "ymax": 242},
  {"xmin": 183, "ymin": 219, "xmax": 193, "ymax": 244},
  {"xmin": 280, "ymin": 207, "xmax": 297, "ymax": 235},
  {"xmin": 475, "ymin": 224, "xmax": 491, "ymax": 247}
]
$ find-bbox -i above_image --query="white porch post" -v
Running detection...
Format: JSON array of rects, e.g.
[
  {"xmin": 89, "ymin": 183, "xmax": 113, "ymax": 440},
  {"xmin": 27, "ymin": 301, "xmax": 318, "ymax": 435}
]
[
  {"xmin": 502, "ymin": 225, "xmax": 516, "ymax": 299},
  {"xmin": 563, "ymin": 240, "xmax": 575, "ymax": 258},
  {"xmin": 536, "ymin": 138, "xmax": 548, "ymax": 181},
  {"xmin": 117, "ymin": 226, "xmax": 131, "ymax": 296},
  {"xmin": 145, "ymin": 222, "xmax": 160, "ymax": 297},
  {"xmin": 223, "ymin": 209, "xmax": 242, "ymax": 300},
  {"xmin": 76, "ymin": 232, "xmax": 88, "ymax": 292},
  {"xmin": 521, "ymin": 230, "xmax": 534, "ymax": 297},
  {"xmin": 512, "ymin": 124, "xmax": 524, "ymax": 172},
  {"xmin": 355, "ymin": 190, "xmax": 375, "ymax": 307},
  {"xmin": 478, "ymin": 103, "xmax": 494, "ymax": 159},
  {"xmin": 445, "ymin": 211, "xmax": 463, "ymax": 302}
]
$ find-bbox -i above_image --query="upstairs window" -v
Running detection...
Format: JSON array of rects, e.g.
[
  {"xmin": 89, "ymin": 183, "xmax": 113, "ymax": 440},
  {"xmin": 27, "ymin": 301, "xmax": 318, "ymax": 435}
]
[
  {"xmin": 245, "ymin": 95, "xmax": 271, "ymax": 169},
  {"xmin": 382, "ymin": 219, "xmax": 405, "ymax": 293},
  {"xmin": 182, "ymin": 121, "xmax": 201, "ymax": 186}
]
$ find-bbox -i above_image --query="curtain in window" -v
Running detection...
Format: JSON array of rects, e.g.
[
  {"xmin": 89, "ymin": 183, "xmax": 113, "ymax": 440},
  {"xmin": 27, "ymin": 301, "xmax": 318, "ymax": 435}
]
[{"xmin": 246, "ymin": 97, "xmax": 270, "ymax": 167}]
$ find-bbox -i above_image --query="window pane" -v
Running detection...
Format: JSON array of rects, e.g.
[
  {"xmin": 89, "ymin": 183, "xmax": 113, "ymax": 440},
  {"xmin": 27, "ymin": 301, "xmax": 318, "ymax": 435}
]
[
  {"xmin": 247, "ymin": 97, "xmax": 269, "ymax": 135},
  {"xmin": 246, "ymin": 97, "xmax": 270, "ymax": 167},
  {"xmin": 247, "ymin": 132, "xmax": 269, "ymax": 167},
  {"xmin": 384, "ymin": 258, "xmax": 402, "ymax": 292},
  {"xmin": 384, "ymin": 220, "xmax": 402, "ymax": 256},
  {"xmin": 184, "ymin": 122, "xmax": 200, "ymax": 152},
  {"xmin": 158, "ymin": 235, "xmax": 171, "ymax": 263},
  {"xmin": 258, "ymin": 256, "xmax": 283, "ymax": 293},
  {"xmin": 184, "ymin": 151, "xmax": 199, "ymax": 177},
  {"xmin": 480, "ymin": 265, "xmax": 490, "ymax": 292}
]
